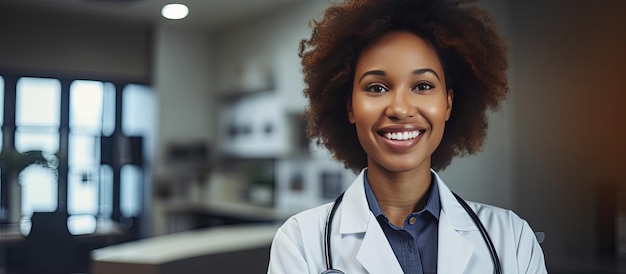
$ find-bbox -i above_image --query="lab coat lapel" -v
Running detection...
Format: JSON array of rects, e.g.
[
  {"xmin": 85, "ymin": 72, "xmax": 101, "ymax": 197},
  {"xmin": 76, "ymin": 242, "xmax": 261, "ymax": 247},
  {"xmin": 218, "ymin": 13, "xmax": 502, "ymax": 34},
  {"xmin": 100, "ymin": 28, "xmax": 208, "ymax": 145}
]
[
  {"xmin": 435, "ymin": 171, "xmax": 476, "ymax": 274},
  {"xmin": 437, "ymin": 210, "xmax": 474, "ymax": 274},
  {"xmin": 355, "ymin": 216, "xmax": 404, "ymax": 273},
  {"xmin": 340, "ymin": 170, "xmax": 403, "ymax": 274}
]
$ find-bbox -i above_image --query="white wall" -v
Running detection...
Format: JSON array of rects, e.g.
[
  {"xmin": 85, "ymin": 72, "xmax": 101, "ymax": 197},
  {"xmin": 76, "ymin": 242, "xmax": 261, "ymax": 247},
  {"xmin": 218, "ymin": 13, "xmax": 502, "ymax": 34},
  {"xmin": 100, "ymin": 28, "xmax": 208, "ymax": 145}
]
[
  {"xmin": 151, "ymin": 25, "xmax": 215, "ymax": 235},
  {"xmin": 153, "ymin": 25, "xmax": 215, "ymax": 172},
  {"xmin": 211, "ymin": 0, "xmax": 328, "ymax": 113}
]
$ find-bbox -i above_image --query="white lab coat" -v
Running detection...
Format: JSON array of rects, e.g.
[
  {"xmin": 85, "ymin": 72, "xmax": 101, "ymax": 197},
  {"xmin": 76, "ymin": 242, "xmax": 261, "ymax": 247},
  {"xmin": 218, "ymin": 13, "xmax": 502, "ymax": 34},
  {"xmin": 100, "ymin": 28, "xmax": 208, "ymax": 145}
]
[{"xmin": 268, "ymin": 169, "xmax": 547, "ymax": 274}]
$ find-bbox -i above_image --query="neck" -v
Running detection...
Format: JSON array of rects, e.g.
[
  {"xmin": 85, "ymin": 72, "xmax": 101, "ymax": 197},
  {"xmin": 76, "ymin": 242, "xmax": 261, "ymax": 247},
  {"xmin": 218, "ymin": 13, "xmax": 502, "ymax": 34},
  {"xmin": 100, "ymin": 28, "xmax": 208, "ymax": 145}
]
[{"xmin": 367, "ymin": 165, "xmax": 432, "ymax": 227}]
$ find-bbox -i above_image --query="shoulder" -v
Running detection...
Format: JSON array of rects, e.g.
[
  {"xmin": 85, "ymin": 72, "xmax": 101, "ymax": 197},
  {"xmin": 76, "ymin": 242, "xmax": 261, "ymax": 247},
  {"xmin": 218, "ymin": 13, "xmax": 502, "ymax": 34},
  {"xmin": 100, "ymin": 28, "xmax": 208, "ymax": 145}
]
[
  {"xmin": 467, "ymin": 201, "xmax": 519, "ymax": 220},
  {"xmin": 269, "ymin": 202, "xmax": 334, "ymax": 273},
  {"xmin": 465, "ymin": 201, "xmax": 532, "ymax": 236},
  {"xmin": 469, "ymin": 201, "xmax": 536, "ymax": 229},
  {"xmin": 273, "ymin": 202, "xmax": 332, "ymax": 244},
  {"xmin": 459, "ymin": 200, "xmax": 539, "ymax": 249},
  {"xmin": 466, "ymin": 201, "xmax": 547, "ymax": 271}
]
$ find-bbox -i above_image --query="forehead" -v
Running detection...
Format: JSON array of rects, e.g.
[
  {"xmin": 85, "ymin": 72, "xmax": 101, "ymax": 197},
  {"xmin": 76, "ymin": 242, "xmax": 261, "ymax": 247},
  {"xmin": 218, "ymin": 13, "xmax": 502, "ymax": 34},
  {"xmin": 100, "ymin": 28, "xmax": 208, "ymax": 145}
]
[{"xmin": 355, "ymin": 31, "xmax": 444, "ymax": 75}]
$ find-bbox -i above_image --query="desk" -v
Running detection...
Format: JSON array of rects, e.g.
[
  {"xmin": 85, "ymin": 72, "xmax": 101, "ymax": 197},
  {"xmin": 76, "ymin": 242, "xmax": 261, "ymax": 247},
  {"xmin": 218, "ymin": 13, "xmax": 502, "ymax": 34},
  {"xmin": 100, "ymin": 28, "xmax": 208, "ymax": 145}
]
[{"xmin": 91, "ymin": 224, "xmax": 279, "ymax": 274}]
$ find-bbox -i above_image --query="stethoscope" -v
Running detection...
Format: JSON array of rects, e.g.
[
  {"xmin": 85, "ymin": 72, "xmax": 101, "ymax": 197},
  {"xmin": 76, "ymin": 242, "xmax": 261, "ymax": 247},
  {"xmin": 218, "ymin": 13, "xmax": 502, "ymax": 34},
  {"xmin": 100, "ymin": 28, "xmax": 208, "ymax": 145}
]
[{"xmin": 321, "ymin": 192, "xmax": 503, "ymax": 274}]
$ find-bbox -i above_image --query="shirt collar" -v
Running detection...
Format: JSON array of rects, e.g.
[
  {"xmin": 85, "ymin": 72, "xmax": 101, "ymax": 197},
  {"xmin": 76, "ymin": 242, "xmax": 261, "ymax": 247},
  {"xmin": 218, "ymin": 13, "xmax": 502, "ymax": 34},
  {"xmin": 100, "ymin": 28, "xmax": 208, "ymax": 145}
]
[{"xmin": 364, "ymin": 170, "xmax": 441, "ymax": 220}]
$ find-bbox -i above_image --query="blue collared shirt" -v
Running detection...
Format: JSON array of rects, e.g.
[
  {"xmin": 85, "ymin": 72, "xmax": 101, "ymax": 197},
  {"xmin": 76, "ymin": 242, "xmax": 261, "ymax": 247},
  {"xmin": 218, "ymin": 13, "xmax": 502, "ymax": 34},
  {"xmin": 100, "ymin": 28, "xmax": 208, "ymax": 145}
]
[{"xmin": 364, "ymin": 172, "xmax": 440, "ymax": 274}]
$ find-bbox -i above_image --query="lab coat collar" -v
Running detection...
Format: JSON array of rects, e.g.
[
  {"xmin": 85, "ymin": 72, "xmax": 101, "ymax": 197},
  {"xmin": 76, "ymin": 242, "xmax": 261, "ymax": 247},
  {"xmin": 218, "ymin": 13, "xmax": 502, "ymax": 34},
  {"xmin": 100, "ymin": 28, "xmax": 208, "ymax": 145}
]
[
  {"xmin": 338, "ymin": 168, "xmax": 478, "ymax": 274},
  {"xmin": 338, "ymin": 169, "xmax": 370, "ymax": 234},
  {"xmin": 339, "ymin": 168, "xmax": 477, "ymax": 232}
]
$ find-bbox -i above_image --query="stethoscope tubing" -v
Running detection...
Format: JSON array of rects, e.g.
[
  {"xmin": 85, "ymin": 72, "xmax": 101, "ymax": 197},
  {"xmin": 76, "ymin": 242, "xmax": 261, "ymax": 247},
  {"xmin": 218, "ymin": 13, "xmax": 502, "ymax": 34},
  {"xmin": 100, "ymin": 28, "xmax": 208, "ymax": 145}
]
[
  {"xmin": 452, "ymin": 192, "xmax": 503, "ymax": 274},
  {"xmin": 323, "ymin": 192, "xmax": 502, "ymax": 274},
  {"xmin": 323, "ymin": 193, "xmax": 344, "ymax": 273}
]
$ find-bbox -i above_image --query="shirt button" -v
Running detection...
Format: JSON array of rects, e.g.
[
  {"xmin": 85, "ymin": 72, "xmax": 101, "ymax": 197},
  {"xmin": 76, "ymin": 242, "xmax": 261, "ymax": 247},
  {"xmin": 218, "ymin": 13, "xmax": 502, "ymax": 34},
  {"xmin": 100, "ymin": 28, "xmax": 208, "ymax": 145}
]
[{"xmin": 409, "ymin": 216, "xmax": 416, "ymax": 225}]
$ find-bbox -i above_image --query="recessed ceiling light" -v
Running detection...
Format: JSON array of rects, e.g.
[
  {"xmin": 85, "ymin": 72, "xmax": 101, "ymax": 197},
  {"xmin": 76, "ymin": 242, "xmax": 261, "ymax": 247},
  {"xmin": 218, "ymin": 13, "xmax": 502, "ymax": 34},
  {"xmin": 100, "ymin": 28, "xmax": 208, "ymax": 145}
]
[{"xmin": 161, "ymin": 4, "xmax": 189, "ymax": 20}]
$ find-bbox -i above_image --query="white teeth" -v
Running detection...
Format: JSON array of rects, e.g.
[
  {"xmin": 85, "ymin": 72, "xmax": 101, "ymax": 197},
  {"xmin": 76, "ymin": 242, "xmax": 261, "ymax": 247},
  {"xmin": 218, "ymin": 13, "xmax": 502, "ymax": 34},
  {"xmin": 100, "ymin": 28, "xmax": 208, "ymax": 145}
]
[{"xmin": 384, "ymin": 131, "xmax": 421, "ymax": 141}]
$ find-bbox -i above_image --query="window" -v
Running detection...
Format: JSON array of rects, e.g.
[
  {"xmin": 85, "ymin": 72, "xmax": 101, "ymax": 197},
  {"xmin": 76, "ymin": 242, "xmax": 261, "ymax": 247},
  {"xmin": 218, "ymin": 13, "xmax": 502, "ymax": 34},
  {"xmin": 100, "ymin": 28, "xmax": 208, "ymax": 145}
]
[
  {"xmin": 15, "ymin": 77, "xmax": 60, "ymax": 234},
  {"xmin": 0, "ymin": 75, "xmax": 154, "ymax": 236},
  {"xmin": 68, "ymin": 80, "xmax": 104, "ymax": 234}
]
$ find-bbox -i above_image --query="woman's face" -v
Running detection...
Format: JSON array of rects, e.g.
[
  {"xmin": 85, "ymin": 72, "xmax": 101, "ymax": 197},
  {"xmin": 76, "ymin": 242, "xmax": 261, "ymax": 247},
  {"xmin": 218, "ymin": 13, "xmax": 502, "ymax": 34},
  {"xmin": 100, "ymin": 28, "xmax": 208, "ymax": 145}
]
[{"xmin": 348, "ymin": 31, "xmax": 453, "ymax": 173}]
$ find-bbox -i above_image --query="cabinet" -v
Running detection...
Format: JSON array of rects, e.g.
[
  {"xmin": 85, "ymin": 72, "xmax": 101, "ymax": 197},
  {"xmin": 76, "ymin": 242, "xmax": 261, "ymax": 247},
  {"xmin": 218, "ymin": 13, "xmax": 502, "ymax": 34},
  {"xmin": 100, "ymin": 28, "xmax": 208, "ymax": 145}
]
[{"xmin": 217, "ymin": 91, "xmax": 290, "ymax": 158}]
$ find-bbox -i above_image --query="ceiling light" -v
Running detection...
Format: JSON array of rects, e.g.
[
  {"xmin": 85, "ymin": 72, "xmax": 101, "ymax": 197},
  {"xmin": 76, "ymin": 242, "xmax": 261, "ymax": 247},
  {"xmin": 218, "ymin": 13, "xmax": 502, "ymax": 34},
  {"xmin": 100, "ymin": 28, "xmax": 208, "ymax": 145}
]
[{"xmin": 161, "ymin": 4, "xmax": 189, "ymax": 20}]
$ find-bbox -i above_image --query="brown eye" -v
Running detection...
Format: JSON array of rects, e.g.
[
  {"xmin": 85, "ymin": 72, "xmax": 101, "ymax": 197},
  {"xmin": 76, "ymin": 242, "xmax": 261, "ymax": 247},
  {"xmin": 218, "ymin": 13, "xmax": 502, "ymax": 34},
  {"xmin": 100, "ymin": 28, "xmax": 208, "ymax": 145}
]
[
  {"xmin": 413, "ymin": 81, "xmax": 434, "ymax": 91},
  {"xmin": 366, "ymin": 84, "xmax": 388, "ymax": 93}
]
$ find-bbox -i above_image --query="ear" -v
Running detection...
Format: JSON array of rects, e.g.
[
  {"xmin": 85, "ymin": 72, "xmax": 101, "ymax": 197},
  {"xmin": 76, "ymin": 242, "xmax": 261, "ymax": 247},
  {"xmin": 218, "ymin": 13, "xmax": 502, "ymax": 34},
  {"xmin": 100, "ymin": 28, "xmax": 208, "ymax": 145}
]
[
  {"xmin": 347, "ymin": 97, "xmax": 355, "ymax": 124},
  {"xmin": 445, "ymin": 88, "xmax": 453, "ymax": 121}
]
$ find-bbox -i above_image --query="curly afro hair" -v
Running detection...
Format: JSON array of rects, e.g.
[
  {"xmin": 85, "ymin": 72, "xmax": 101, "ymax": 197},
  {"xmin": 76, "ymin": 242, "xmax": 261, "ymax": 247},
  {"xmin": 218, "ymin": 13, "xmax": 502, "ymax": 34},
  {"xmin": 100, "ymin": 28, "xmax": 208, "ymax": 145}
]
[{"xmin": 300, "ymin": 0, "xmax": 509, "ymax": 173}]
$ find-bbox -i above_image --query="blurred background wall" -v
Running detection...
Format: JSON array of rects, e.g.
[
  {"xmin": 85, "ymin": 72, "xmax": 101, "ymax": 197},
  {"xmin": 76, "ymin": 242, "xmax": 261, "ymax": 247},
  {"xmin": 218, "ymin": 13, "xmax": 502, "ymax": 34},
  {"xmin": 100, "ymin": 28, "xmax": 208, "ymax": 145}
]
[{"xmin": 510, "ymin": 0, "xmax": 626, "ymax": 271}]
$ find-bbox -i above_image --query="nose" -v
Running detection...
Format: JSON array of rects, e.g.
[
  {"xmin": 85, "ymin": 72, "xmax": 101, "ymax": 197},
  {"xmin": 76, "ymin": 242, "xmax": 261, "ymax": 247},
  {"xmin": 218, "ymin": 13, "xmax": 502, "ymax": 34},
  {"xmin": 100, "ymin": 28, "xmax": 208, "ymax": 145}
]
[{"xmin": 385, "ymin": 90, "xmax": 416, "ymax": 120}]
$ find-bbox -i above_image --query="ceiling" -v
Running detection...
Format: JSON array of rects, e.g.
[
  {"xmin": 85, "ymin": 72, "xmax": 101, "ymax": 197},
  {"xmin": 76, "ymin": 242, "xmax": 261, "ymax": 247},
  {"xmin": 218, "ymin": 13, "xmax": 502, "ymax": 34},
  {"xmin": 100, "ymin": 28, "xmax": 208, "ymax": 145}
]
[{"xmin": 0, "ymin": 0, "xmax": 300, "ymax": 31}]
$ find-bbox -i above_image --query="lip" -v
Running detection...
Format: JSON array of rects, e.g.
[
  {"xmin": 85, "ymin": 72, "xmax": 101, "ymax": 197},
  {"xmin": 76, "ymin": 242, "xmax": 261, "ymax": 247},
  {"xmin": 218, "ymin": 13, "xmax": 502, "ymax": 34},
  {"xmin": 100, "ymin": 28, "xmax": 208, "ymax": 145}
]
[{"xmin": 377, "ymin": 125, "xmax": 426, "ymax": 152}]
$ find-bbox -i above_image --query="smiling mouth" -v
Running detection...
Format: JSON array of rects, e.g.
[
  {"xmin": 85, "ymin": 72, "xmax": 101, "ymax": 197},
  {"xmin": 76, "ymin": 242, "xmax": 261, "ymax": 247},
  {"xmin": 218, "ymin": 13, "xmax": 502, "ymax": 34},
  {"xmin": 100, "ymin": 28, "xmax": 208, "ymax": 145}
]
[{"xmin": 382, "ymin": 130, "xmax": 423, "ymax": 141}]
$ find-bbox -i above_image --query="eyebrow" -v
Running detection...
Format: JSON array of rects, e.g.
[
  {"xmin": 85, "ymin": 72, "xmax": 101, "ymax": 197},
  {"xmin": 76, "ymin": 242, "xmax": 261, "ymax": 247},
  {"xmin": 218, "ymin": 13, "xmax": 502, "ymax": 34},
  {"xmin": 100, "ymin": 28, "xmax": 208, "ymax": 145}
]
[
  {"xmin": 358, "ymin": 68, "xmax": 440, "ymax": 82},
  {"xmin": 358, "ymin": 70, "xmax": 385, "ymax": 82},
  {"xmin": 413, "ymin": 68, "xmax": 440, "ymax": 80}
]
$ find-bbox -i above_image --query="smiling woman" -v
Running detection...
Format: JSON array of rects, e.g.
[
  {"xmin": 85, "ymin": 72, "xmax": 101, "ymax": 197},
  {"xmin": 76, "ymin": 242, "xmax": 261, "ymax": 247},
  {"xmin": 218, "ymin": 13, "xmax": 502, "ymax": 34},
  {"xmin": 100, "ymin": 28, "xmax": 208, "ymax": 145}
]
[{"xmin": 267, "ymin": 0, "xmax": 547, "ymax": 273}]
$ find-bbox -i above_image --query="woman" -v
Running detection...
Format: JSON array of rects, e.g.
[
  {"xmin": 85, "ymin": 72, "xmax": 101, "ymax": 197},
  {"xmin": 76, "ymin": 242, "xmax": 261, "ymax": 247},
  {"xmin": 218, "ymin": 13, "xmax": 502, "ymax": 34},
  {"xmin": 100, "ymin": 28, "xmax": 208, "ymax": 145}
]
[{"xmin": 268, "ymin": 0, "xmax": 547, "ymax": 273}]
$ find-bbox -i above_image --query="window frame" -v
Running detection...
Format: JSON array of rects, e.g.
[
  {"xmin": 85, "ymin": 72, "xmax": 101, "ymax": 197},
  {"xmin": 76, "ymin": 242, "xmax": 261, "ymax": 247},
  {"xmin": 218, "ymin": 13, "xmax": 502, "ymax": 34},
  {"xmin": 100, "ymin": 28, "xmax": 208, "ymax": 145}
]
[{"xmin": 0, "ymin": 73, "xmax": 150, "ymax": 239}]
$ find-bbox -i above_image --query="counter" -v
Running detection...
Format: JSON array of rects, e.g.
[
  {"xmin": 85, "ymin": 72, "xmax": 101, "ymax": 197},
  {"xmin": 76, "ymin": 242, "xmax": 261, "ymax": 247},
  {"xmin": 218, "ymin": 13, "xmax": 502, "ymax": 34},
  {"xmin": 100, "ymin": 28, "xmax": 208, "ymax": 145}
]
[{"xmin": 90, "ymin": 224, "xmax": 280, "ymax": 274}]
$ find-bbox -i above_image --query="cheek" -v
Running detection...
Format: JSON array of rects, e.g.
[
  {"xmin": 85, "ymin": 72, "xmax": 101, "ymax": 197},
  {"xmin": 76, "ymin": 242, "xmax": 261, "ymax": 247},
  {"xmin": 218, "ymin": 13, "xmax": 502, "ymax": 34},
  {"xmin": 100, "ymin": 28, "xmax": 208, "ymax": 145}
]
[
  {"xmin": 350, "ymin": 97, "xmax": 378, "ymax": 122},
  {"xmin": 420, "ymin": 99, "xmax": 450, "ymax": 123},
  {"xmin": 425, "ymin": 105, "xmax": 445, "ymax": 117}
]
